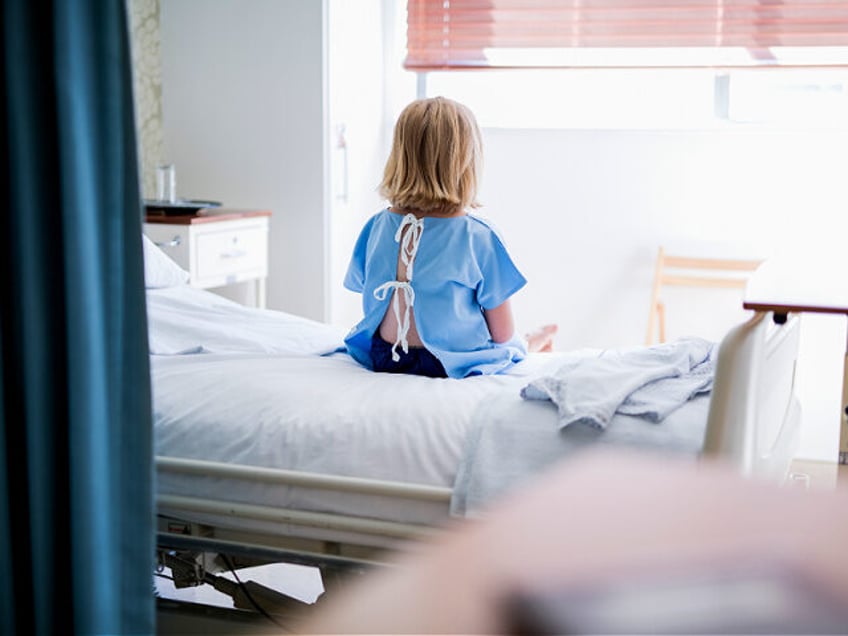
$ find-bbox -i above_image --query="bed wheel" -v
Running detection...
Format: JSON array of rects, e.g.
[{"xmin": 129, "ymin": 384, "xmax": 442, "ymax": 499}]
[{"xmin": 773, "ymin": 312, "xmax": 788, "ymax": 325}]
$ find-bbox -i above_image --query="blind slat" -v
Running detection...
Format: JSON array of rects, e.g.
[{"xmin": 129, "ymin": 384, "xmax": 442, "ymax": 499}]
[{"xmin": 406, "ymin": 0, "xmax": 848, "ymax": 69}]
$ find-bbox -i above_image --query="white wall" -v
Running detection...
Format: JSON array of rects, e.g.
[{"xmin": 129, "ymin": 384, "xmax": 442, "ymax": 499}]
[
  {"xmin": 327, "ymin": 0, "xmax": 388, "ymax": 329},
  {"xmin": 478, "ymin": 128, "xmax": 847, "ymax": 348},
  {"xmin": 474, "ymin": 127, "xmax": 848, "ymax": 461},
  {"xmin": 160, "ymin": 0, "xmax": 329, "ymax": 320},
  {"xmin": 326, "ymin": 0, "xmax": 418, "ymax": 329}
]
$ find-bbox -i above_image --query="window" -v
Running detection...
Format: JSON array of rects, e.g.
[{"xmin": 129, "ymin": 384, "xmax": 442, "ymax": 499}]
[
  {"xmin": 424, "ymin": 67, "xmax": 848, "ymax": 129},
  {"xmin": 406, "ymin": 1, "xmax": 848, "ymax": 129},
  {"xmin": 406, "ymin": 0, "xmax": 848, "ymax": 71}
]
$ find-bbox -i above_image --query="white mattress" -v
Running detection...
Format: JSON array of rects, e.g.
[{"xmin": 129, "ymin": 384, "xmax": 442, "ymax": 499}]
[
  {"xmin": 149, "ymin": 286, "xmax": 708, "ymax": 547},
  {"xmin": 149, "ymin": 286, "xmax": 577, "ymax": 542},
  {"xmin": 153, "ymin": 352, "xmax": 549, "ymax": 522}
]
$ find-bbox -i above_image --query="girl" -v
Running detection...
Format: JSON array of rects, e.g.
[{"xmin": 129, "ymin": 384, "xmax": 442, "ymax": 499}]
[{"xmin": 344, "ymin": 97, "xmax": 556, "ymax": 378}]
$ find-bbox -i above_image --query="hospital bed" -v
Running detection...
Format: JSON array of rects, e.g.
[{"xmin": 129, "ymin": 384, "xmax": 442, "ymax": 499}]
[{"xmin": 145, "ymin": 237, "xmax": 802, "ymax": 566}]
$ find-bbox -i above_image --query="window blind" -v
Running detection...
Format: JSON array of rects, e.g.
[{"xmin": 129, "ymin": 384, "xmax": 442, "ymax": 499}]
[{"xmin": 405, "ymin": 0, "xmax": 848, "ymax": 69}]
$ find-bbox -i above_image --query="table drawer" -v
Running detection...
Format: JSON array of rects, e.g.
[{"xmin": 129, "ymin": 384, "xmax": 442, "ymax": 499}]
[{"xmin": 195, "ymin": 225, "xmax": 268, "ymax": 281}]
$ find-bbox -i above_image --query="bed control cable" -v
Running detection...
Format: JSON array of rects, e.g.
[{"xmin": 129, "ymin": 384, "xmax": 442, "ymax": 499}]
[
  {"xmin": 220, "ymin": 553, "xmax": 291, "ymax": 630},
  {"xmin": 158, "ymin": 549, "xmax": 299, "ymax": 631}
]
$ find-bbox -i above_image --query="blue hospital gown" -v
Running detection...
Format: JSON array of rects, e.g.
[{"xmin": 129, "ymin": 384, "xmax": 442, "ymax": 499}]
[{"xmin": 344, "ymin": 208, "xmax": 528, "ymax": 378}]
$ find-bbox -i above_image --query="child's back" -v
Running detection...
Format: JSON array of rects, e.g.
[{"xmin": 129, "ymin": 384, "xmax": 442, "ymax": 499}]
[
  {"xmin": 344, "ymin": 207, "xmax": 527, "ymax": 378},
  {"xmin": 344, "ymin": 97, "xmax": 553, "ymax": 378}
]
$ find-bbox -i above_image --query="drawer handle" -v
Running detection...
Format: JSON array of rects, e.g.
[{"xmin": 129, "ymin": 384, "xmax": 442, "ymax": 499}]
[
  {"xmin": 220, "ymin": 249, "xmax": 247, "ymax": 259},
  {"xmin": 155, "ymin": 235, "xmax": 182, "ymax": 248}
]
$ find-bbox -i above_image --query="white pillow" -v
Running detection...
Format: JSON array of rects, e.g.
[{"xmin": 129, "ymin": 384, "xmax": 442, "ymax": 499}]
[{"xmin": 142, "ymin": 233, "xmax": 189, "ymax": 288}]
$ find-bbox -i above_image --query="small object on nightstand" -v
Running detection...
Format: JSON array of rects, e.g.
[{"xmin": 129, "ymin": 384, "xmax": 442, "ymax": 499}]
[
  {"xmin": 144, "ymin": 199, "xmax": 222, "ymax": 216},
  {"xmin": 156, "ymin": 163, "xmax": 177, "ymax": 203}
]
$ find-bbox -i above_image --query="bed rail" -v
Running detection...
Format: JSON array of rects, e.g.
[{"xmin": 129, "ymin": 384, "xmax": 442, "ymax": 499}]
[
  {"xmin": 157, "ymin": 494, "xmax": 441, "ymax": 540},
  {"xmin": 156, "ymin": 456, "xmax": 453, "ymax": 549},
  {"xmin": 156, "ymin": 456, "xmax": 452, "ymax": 502}
]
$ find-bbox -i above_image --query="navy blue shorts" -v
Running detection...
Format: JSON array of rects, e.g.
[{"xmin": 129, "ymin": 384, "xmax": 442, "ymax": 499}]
[{"xmin": 370, "ymin": 334, "xmax": 447, "ymax": 378}]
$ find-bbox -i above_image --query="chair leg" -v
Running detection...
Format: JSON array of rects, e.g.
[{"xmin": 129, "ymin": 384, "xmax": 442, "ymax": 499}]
[
  {"xmin": 646, "ymin": 247, "xmax": 665, "ymax": 345},
  {"xmin": 646, "ymin": 304, "xmax": 656, "ymax": 345}
]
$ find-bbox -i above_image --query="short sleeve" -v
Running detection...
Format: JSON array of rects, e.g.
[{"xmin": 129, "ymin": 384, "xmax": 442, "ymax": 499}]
[
  {"xmin": 474, "ymin": 227, "xmax": 527, "ymax": 310},
  {"xmin": 343, "ymin": 216, "xmax": 376, "ymax": 293}
]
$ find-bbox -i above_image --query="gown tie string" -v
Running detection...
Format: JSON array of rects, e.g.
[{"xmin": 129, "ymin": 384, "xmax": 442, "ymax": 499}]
[
  {"xmin": 373, "ymin": 213, "xmax": 425, "ymax": 362},
  {"xmin": 373, "ymin": 281, "xmax": 416, "ymax": 362}
]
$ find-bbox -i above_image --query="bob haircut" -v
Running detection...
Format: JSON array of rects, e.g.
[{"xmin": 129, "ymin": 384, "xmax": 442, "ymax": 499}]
[{"xmin": 379, "ymin": 97, "xmax": 482, "ymax": 215}]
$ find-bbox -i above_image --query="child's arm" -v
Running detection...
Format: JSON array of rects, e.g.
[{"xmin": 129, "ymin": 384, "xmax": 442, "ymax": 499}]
[{"xmin": 483, "ymin": 300, "xmax": 516, "ymax": 344}]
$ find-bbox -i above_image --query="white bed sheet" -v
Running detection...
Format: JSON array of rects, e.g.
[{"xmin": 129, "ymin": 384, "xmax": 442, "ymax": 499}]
[
  {"xmin": 153, "ymin": 349, "xmax": 572, "ymax": 530},
  {"xmin": 147, "ymin": 285, "xmax": 347, "ymax": 356},
  {"xmin": 149, "ymin": 286, "xmax": 706, "ymax": 547},
  {"xmin": 147, "ymin": 287, "xmax": 574, "ymax": 530}
]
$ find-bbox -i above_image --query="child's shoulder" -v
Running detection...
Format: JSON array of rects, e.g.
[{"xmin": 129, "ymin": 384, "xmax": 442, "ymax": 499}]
[
  {"xmin": 467, "ymin": 212, "xmax": 490, "ymax": 225},
  {"xmin": 466, "ymin": 213, "xmax": 507, "ymax": 241},
  {"xmin": 359, "ymin": 207, "xmax": 393, "ymax": 231},
  {"xmin": 371, "ymin": 207, "xmax": 393, "ymax": 221}
]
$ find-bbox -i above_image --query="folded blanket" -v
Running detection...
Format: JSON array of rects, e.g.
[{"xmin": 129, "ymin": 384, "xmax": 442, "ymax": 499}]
[{"xmin": 521, "ymin": 337, "xmax": 716, "ymax": 430}]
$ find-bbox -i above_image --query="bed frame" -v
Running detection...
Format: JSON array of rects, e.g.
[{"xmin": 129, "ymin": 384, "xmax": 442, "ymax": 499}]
[
  {"xmin": 156, "ymin": 457, "xmax": 451, "ymax": 560},
  {"xmin": 156, "ymin": 310, "xmax": 802, "ymax": 563},
  {"xmin": 702, "ymin": 310, "xmax": 801, "ymax": 480}
]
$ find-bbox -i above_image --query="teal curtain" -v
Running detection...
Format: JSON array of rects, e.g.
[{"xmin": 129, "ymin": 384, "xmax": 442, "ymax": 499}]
[{"xmin": 1, "ymin": 0, "xmax": 154, "ymax": 633}]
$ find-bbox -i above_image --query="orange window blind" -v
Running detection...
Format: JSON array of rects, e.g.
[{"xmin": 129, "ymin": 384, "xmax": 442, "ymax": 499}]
[{"xmin": 405, "ymin": 0, "xmax": 848, "ymax": 70}]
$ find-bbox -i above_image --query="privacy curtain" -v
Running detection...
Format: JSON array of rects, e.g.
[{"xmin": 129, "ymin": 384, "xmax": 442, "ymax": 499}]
[{"xmin": 1, "ymin": 0, "xmax": 154, "ymax": 633}]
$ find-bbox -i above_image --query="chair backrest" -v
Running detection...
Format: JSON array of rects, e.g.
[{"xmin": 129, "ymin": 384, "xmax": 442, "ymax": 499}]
[{"xmin": 646, "ymin": 246, "xmax": 763, "ymax": 345}]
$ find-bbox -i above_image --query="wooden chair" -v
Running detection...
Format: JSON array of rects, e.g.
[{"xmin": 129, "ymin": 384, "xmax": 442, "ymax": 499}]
[{"xmin": 646, "ymin": 246, "xmax": 764, "ymax": 345}]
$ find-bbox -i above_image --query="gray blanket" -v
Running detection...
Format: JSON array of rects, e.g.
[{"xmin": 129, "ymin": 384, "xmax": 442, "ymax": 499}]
[
  {"xmin": 521, "ymin": 338, "xmax": 716, "ymax": 430},
  {"xmin": 450, "ymin": 340, "xmax": 714, "ymax": 517}
]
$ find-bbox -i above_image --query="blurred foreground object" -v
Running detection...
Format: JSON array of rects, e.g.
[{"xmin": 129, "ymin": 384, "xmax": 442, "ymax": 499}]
[{"xmin": 301, "ymin": 451, "xmax": 848, "ymax": 634}]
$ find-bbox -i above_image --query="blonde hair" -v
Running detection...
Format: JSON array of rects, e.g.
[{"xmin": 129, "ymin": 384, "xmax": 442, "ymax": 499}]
[{"xmin": 379, "ymin": 97, "xmax": 482, "ymax": 215}]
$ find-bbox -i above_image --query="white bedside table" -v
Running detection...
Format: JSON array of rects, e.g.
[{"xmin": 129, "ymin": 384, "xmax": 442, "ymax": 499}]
[{"xmin": 144, "ymin": 209, "xmax": 270, "ymax": 308}]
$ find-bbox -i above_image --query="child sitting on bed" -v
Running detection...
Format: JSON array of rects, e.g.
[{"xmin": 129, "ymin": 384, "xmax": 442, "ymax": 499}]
[{"xmin": 343, "ymin": 96, "xmax": 557, "ymax": 379}]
